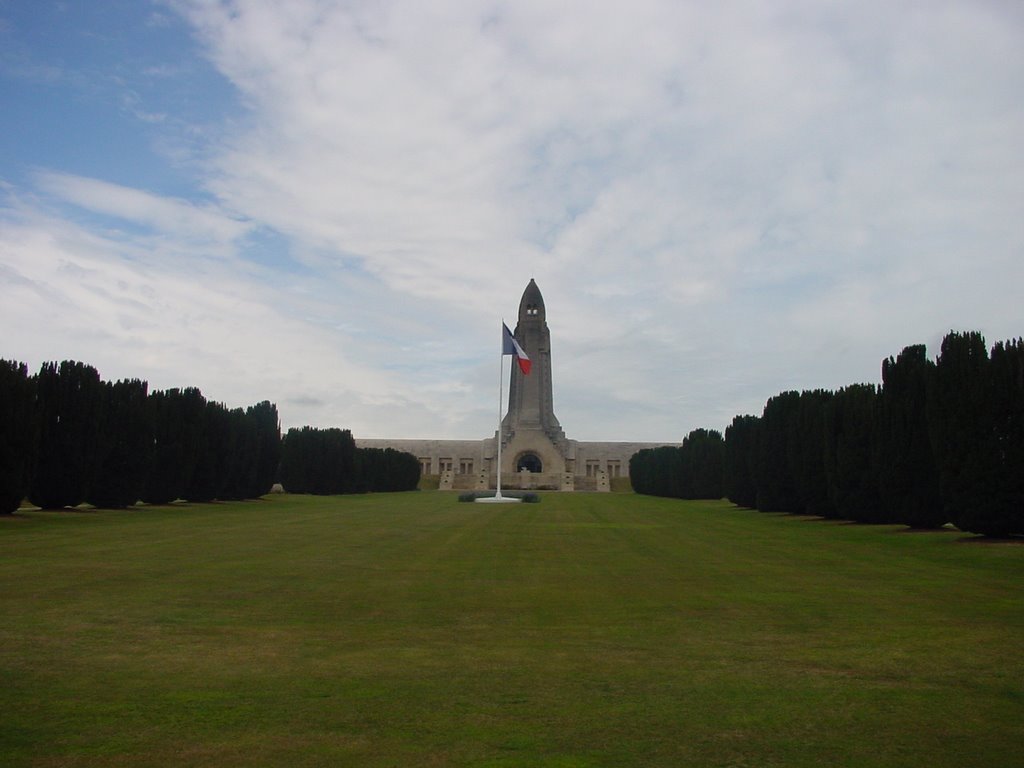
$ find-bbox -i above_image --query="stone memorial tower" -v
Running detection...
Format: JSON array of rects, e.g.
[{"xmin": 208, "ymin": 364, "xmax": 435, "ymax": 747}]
[
  {"xmin": 499, "ymin": 279, "xmax": 572, "ymax": 478},
  {"xmin": 357, "ymin": 278, "xmax": 676, "ymax": 491}
]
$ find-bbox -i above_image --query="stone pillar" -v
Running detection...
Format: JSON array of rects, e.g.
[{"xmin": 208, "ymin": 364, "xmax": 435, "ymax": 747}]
[{"xmin": 439, "ymin": 470, "xmax": 454, "ymax": 491}]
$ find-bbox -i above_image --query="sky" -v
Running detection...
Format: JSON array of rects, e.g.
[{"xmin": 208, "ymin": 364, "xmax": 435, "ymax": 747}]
[{"xmin": 1, "ymin": 0, "xmax": 1022, "ymax": 442}]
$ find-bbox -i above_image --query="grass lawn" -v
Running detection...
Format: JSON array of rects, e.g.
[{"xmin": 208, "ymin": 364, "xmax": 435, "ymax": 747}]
[{"xmin": 2, "ymin": 492, "xmax": 1022, "ymax": 767}]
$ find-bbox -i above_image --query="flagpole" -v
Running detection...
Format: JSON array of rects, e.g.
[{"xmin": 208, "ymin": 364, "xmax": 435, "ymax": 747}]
[
  {"xmin": 478, "ymin": 321, "xmax": 522, "ymax": 504},
  {"xmin": 495, "ymin": 320, "xmax": 505, "ymax": 499}
]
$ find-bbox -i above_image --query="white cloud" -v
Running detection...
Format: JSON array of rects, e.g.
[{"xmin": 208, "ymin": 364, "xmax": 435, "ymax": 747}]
[
  {"xmin": 0, "ymin": 201, "xmax": 484, "ymax": 438},
  {"xmin": 33, "ymin": 171, "xmax": 250, "ymax": 244},
  {"xmin": 3, "ymin": 0, "xmax": 1023, "ymax": 441}
]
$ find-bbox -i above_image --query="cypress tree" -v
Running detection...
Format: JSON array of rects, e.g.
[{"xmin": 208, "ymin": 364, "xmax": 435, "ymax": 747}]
[
  {"xmin": 0, "ymin": 360, "xmax": 36, "ymax": 514},
  {"xmin": 931, "ymin": 332, "xmax": 1024, "ymax": 536},
  {"xmin": 142, "ymin": 388, "xmax": 206, "ymax": 505},
  {"xmin": 791, "ymin": 390, "xmax": 835, "ymax": 517},
  {"xmin": 986, "ymin": 338, "xmax": 1024, "ymax": 535},
  {"xmin": 656, "ymin": 445, "xmax": 684, "ymax": 498},
  {"xmin": 679, "ymin": 428, "xmax": 724, "ymax": 499},
  {"xmin": 354, "ymin": 447, "xmax": 421, "ymax": 492},
  {"xmin": 676, "ymin": 439, "xmax": 696, "ymax": 499},
  {"xmin": 823, "ymin": 384, "xmax": 887, "ymax": 523},
  {"xmin": 329, "ymin": 428, "xmax": 357, "ymax": 494},
  {"xmin": 184, "ymin": 399, "xmax": 230, "ymax": 503},
  {"xmin": 388, "ymin": 448, "xmax": 422, "ymax": 491},
  {"xmin": 279, "ymin": 426, "xmax": 358, "ymax": 495},
  {"xmin": 87, "ymin": 378, "xmax": 151, "ymax": 509},
  {"xmin": 279, "ymin": 427, "xmax": 308, "ymax": 494},
  {"xmin": 354, "ymin": 447, "xmax": 380, "ymax": 493},
  {"xmin": 29, "ymin": 361, "xmax": 105, "ymax": 509},
  {"xmin": 246, "ymin": 401, "xmax": 281, "ymax": 499},
  {"xmin": 928, "ymin": 332, "xmax": 991, "ymax": 533},
  {"xmin": 755, "ymin": 391, "xmax": 802, "ymax": 512},
  {"xmin": 629, "ymin": 448, "xmax": 654, "ymax": 496},
  {"xmin": 878, "ymin": 345, "xmax": 944, "ymax": 528},
  {"xmin": 219, "ymin": 407, "xmax": 258, "ymax": 500},
  {"xmin": 724, "ymin": 414, "xmax": 759, "ymax": 508}
]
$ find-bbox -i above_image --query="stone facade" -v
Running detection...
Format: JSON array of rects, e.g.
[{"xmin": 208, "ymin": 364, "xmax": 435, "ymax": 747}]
[
  {"xmin": 355, "ymin": 437, "xmax": 673, "ymax": 492},
  {"xmin": 356, "ymin": 281, "xmax": 678, "ymax": 491}
]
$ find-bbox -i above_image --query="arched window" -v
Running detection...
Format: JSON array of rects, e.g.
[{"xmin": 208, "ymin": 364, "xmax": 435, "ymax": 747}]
[{"xmin": 516, "ymin": 452, "xmax": 543, "ymax": 473}]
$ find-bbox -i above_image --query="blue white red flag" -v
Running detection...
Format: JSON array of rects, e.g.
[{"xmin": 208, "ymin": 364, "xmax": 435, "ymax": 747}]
[{"xmin": 502, "ymin": 323, "xmax": 531, "ymax": 375}]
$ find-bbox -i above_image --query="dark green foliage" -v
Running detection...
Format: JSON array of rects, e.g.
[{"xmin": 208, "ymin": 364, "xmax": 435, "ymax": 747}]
[
  {"xmin": 755, "ymin": 391, "xmax": 802, "ymax": 513},
  {"xmin": 184, "ymin": 399, "xmax": 231, "ymax": 503},
  {"xmin": 5, "ymin": 356, "xmax": 279, "ymax": 508},
  {"xmin": 279, "ymin": 427, "xmax": 358, "ymax": 495},
  {"xmin": 986, "ymin": 338, "xmax": 1024, "ymax": 534},
  {"xmin": 628, "ymin": 449, "xmax": 652, "ymax": 496},
  {"xmin": 724, "ymin": 414, "xmax": 758, "ymax": 508},
  {"xmin": 628, "ymin": 448, "xmax": 649, "ymax": 495},
  {"xmin": 356, "ymin": 447, "xmax": 421, "ymax": 492},
  {"xmin": 823, "ymin": 384, "xmax": 888, "ymax": 523},
  {"xmin": 142, "ymin": 388, "xmax": 206, "ymax": 505},
  {"xmin": 218, "ymin": 407, "xmax": 259, "ymax": 500},
  {"xmin": 0, "ymin": 360, "xmax": 36, "ymax": 513},
  {"xmin": 246, "ymin": 401, "xmax": 281, "ymax": 498},
  {"xmin": 630, "ymin": 330, "xmax": 1021, "ymax": 531},
  {"xmin": 653, "ymin": 446, "xmax": 683, "ymax": 498},
  {"xmin": 630, "ymin": 445, "xmax": 683, "ymax": 498},
  {"xmin": 630, "ymin": 431, "xmax": 723, "ymax": 500},
  {"xmin": 929, "ymin": 332, "xmax": 1024, "ymax": 536},
  {"xmin": 878, "ymin": 346, "xmax": 944, "ymax": 528},
  {"xmin": 678, "ymin": 428, "xmax": 724, "ymax": 499},
  {"xmin": 186, "ymin": 401, "xmax": 281, "ymax": 502},
  {"xmin": 790, "ymin": 390, "xmax": 835, "ymax": 517},
  {"xmin": 87, "ymin": 378, "xmax": 151, "ymax": 509},
  {"xmin": 928, "ymin": 332, "xmax": 989, "ymax": 532},
  {"xmin": 29, "ymin": 361, "xmax": 105, "ymax": 509},
  {"xmin": 280, "ymin": 428, "xmax": 418, "ymax": 496}
]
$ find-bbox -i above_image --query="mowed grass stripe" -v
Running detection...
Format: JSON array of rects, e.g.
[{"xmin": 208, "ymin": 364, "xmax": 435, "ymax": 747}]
[{"xmin": 1, "ymin": 493, "xmax": 1022, "ymax": 767}]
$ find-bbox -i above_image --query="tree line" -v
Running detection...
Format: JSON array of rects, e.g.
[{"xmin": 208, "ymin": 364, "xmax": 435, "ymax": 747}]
[
  {"xmin": 630, "ymin": 331, "xmax": 1024, "ymax": 537},
  {"xmin": 278, "ymin": 426, "xmax": 420, "ymax": 494},
  {"xmin": 1, "ymin": 359, "xmax": 282, "ymax": 513},
  {"xmin": 1, "ymin": 359, "xmax": 420, "ymax": 514}
]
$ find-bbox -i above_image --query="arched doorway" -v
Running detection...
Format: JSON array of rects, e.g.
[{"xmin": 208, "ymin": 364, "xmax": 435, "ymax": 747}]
[{"xmin": 516, "ymin": 452, "xmax": 543, "ymax": 473}]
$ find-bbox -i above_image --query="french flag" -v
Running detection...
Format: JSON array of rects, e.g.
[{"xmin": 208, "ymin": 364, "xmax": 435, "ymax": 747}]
[{"xmin": 502, "ymin": 323, "xmax": 532, "ymax": 375}]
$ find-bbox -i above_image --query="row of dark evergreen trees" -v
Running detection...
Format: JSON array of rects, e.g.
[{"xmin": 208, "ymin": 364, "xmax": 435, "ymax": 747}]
[
  {"xmin": 1, "ymin": 359, "xmax": 282, "ymax": 513},
  {"xmin": 631, "ymin": 332, "xmax": 1024, "ymax": 537},
  {"xmin": 630, "ymin": 429, "xmax": 725, "ymax": 501},
  {"xmin": 0, "ymin": 359, "xmax": 423, "ymax": 513},
  {"xmin": 278, "ymin": 427, "xmax": 420, "ymax": 494}
]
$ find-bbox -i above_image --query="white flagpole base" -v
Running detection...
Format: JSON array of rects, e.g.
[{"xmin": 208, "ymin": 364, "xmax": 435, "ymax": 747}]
[{"xmin": 475, "ymin": 492, "xmax": 522, "ymax": 504}]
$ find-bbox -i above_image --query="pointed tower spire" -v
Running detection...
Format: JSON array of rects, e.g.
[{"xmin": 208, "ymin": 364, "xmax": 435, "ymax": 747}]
[
  {"xmin": 502, "ymin": 279, "xmax": 563, "ymax": 443},
  {"xmin": 518, "ymin": 278, "xmax": 546, "ymax": 323}
]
